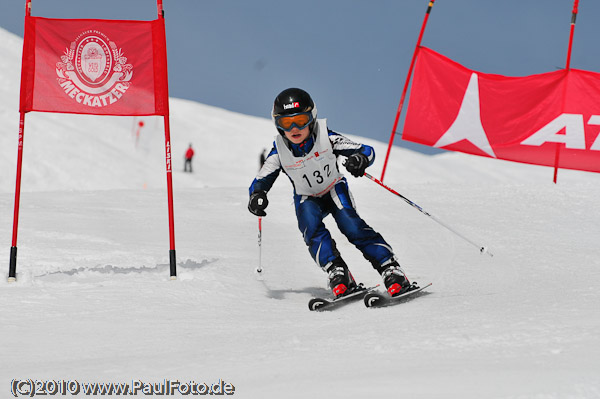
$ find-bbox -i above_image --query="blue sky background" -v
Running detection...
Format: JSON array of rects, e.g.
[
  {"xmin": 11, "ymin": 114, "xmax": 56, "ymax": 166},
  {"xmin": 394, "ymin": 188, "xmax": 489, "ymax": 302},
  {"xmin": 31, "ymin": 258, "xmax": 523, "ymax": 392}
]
[{"xmin": 1, "ymin": 0, "xmax": 599, "ymax": 154}]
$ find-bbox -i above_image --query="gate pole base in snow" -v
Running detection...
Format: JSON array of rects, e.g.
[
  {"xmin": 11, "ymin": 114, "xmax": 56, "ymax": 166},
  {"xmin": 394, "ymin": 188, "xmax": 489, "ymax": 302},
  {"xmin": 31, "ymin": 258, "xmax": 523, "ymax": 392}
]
[
  {"xmin": 8, "ymin": 246, "xmax": 17, "ymax": 282},
  {"xmin": 169, "ymin": 249, "xmax": 177, "ymax": 280}
]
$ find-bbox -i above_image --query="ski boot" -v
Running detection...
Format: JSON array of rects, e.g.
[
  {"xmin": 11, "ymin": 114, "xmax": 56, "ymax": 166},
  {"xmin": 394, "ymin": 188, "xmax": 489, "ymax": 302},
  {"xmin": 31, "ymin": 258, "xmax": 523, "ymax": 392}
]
[
  {"xmin": 325, "ymin": 258, "xmax": 357, "ymax": 298},
  {"xmin": 377, "ymin": 260, "xmax": 411, "ymax": 297}
]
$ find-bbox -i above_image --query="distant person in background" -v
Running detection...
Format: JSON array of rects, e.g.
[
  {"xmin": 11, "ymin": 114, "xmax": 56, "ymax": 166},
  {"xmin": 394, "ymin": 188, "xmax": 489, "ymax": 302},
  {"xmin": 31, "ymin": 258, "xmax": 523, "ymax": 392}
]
[{"xmin": 184, "ymin": 144, "xmax": 194, "ymax": 173}]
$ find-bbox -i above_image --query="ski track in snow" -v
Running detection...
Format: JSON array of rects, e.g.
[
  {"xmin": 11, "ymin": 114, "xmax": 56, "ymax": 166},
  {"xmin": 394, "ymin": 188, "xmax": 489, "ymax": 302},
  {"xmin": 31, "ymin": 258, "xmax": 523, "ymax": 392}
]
[{"xmin": 1, "ymin": 26, "xmax": 600, "ymax": 398}]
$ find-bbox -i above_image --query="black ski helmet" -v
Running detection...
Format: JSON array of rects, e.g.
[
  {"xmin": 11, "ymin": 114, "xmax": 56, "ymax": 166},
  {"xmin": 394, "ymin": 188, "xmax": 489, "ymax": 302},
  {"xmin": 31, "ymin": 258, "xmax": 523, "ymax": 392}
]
[{"xmin": 272, "ymin": 88, "xmax": 318, "ymax": 134}]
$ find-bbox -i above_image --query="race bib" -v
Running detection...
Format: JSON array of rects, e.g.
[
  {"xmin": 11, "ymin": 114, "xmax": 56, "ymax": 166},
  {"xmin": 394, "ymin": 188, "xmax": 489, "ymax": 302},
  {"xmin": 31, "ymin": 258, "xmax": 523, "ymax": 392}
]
[{"xmin": 276, "ymin": 119, "xmax": 342, "ymax": 196}]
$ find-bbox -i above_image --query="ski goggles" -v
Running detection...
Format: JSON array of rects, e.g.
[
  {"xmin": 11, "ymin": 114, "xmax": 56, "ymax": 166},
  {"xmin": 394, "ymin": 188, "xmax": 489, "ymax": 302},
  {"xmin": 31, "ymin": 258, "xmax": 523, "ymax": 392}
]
[{"xmin": 275, "ymin": 112, "xmax": 313, "ymax": 131}]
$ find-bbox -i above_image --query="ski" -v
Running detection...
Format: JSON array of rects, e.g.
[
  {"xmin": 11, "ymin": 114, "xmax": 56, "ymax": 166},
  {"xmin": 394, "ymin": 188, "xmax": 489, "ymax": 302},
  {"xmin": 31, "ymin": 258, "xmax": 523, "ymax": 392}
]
[
  {"xmin": 364, "ymin": 282, "xmax": 432, "ymax": 308},
  {"xmin": 308, "ymin": 283, "xmax": 379, "ymax": 311}
]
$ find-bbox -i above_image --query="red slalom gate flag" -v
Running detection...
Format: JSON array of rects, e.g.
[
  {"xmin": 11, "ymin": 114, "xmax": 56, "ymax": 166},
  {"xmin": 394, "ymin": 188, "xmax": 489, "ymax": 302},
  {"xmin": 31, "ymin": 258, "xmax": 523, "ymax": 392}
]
[
  {"xmin": 402, "ymin": 47, "xmax": 600, "ymax": 173},
  {"xmin": 20, "ymin": 16, "xmax": 169, "ymax": 116}
]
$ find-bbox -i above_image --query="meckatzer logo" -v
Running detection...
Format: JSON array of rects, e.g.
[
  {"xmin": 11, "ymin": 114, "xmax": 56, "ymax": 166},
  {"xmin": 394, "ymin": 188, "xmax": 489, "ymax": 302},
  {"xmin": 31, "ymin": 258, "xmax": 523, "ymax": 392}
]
[{"xmin": 56, "ymin": 30, "xmax": 133, "ymax": 108}]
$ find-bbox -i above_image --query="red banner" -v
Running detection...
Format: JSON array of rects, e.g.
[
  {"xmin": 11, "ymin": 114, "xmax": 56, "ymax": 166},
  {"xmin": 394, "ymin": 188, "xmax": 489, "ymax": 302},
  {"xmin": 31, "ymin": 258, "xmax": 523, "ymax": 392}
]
[
  {"xmin": 403, "ymin": 47, "xmax": 600, "ymax": 173},
  {"xmin": 20, "ymin": 16, "xmax": 169, "ymax": 116}
]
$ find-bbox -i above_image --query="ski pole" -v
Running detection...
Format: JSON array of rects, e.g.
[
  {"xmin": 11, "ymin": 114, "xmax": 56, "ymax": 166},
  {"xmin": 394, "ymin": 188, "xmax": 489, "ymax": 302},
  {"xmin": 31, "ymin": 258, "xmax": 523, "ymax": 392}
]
[
  {"xmin": 364, "ymin": 173, "xmax": 493, "ymax": 257},
  {"xmin": 256, "ymin": 217, "xmax": 263, "ymax": 273}
]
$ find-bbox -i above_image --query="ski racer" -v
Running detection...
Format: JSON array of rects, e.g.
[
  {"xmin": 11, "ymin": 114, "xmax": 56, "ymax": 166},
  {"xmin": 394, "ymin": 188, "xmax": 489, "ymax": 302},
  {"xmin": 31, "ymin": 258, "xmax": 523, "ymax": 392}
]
[{"xmin": 248, "ymin": 88, "xmax": 412, "ymax": 298}]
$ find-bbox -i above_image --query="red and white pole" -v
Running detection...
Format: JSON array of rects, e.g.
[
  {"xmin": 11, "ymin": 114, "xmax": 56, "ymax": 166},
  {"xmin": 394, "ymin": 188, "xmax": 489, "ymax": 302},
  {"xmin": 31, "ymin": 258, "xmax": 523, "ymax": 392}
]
[
  {"xmin": 8, "ymin": 0, "xmax": 32, "ymax": 282},
  {"xmin": 380, "ymin": 0, "xmax": 436, "ymax": 182},
  {"xmin": 157, "ymin": 0, "xmax": 164, "ymax": 18},
  {"xmin": 553, "ymin": 0, "xmax": 579, "ymax": 184},
  {"xmin": 565, "ymin": 0, "xmax": 579, "ymax": 71},
  {"xmin": 8, "ymin": 114, "xmax": 26, "ymax": 282},
  {"xmin": 156, "ymin": 0, "xmax": 177, "ymax": 279}
]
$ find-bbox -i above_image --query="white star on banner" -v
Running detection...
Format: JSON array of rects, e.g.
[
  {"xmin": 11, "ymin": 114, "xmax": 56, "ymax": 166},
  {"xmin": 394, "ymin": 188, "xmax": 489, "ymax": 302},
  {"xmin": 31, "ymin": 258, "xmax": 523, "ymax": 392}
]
[{"xmin": 434, "ymin": 73, "xmax": 496, "ymax": 158}]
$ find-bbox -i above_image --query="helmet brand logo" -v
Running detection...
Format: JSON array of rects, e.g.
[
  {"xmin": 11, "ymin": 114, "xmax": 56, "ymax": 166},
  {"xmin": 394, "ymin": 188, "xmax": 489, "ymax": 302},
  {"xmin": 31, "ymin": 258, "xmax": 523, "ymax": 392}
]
[{"xmin": 283, "ymin": 102, "xmax": 299, "ymax": 110}]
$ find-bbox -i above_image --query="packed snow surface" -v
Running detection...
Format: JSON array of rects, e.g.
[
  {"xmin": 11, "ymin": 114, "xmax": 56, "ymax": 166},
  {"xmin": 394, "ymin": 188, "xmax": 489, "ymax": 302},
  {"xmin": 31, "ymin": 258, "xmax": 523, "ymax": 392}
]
[{"xmin": 1, "ymin": 27, "xmax": 599, "ymax": 398}]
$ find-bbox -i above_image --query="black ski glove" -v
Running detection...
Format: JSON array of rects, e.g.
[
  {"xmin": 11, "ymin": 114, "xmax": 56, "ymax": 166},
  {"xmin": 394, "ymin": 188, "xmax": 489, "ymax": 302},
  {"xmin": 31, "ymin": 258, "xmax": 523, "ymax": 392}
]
[
  {"xmin": 344, "ymin": 153, "xmax": 369, "ymax": 177},
  {"xmin": 248, "ymin": 191, "xmax": 269, "ymax": 217}
]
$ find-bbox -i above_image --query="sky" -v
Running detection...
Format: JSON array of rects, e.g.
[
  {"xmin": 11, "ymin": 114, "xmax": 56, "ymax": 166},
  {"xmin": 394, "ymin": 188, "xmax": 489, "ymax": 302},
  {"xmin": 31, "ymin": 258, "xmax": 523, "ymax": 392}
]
[{"xmin": 1, "ymin": 0, "xmax": 600, "ymax": 155}]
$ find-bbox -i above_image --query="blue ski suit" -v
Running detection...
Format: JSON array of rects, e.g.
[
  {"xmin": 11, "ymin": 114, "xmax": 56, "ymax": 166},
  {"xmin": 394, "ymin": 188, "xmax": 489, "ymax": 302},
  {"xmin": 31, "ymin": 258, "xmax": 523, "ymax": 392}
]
[{"xmin": 249, "ymin": 121, "xmax": 395, "ymax": 271}]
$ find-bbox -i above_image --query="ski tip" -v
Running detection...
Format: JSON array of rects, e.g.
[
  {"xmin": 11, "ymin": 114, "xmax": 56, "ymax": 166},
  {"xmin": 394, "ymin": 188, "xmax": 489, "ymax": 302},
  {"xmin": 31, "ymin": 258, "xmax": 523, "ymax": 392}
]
[
  {"xmin": 308, "ymin": 298, "xmax": 328, "ymax": 311},
  {"xmin": 364, "ymin": 292, "xmax": 385, "ymax": 308}
]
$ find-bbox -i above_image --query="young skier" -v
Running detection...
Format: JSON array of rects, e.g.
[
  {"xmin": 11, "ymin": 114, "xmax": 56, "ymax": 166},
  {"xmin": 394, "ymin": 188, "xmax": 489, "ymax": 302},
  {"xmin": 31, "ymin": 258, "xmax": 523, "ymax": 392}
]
[{"xmin": 248, "ymin": 88, "xmax": 411, "ymax": 298}]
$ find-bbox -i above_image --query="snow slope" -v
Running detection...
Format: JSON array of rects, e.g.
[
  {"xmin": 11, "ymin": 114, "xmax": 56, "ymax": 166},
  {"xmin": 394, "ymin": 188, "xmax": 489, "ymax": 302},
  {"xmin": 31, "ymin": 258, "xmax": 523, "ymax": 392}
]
[{"xmin": 1, "ymin": 26, "xmax": 599, "ymax": 399}]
